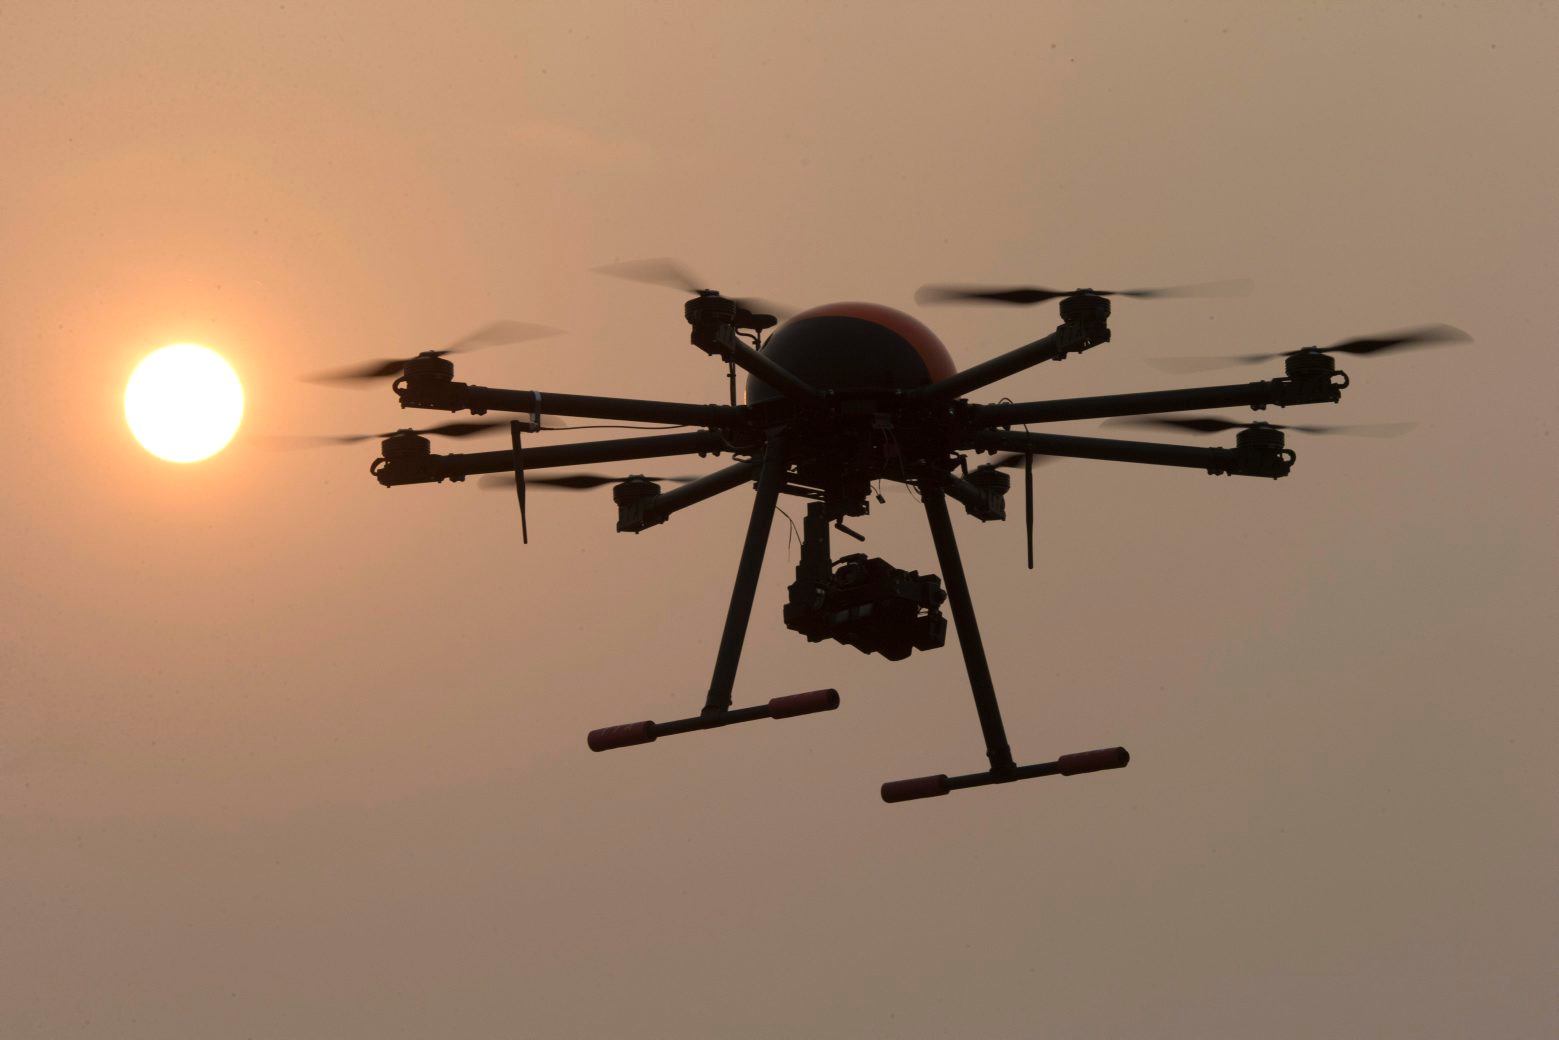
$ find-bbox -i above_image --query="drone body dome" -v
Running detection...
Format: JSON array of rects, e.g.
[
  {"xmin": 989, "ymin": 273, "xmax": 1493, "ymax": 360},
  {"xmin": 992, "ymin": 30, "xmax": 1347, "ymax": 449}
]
[{"xmin": 744, "ymin": 302, "xmax": 956, "ymax": 404}]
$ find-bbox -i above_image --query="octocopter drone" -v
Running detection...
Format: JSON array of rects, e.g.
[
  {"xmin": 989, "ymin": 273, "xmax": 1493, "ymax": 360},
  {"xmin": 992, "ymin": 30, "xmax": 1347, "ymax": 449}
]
[{"xmin": 310, "ymin": 259, "xmax": 1465, "ymax": 804}]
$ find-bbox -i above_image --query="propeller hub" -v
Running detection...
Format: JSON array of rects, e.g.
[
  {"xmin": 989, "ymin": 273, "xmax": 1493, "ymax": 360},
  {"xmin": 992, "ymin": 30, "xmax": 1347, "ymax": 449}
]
[
  {"xmin": 1058, "ymin": 292, "xmax": 1111, "ymax": 328},
  {"xmin": 403, "ymin": 353, "xmax": 455, "ymax": 384},
  {"xmin": 1284, "ymin": 348, "xmax": 1336, "ymax": 379},
  {"xmin": 379, "ymin": 431, "xmax": 432, "ymax": 461},
  {"xmin": 613, "ymin": 477, "xmax": 664, "ymax": 534},
  {"xmin": 1234, "ymin": 424, "xmax": 1285, "ymax": 452},
  {"xmin": 684, "ymin": 293, "xmax": 740, "ymax": 353},
  {"xmin": 612, "ymin": 476, "xmax": 662, "ymax": 506}
]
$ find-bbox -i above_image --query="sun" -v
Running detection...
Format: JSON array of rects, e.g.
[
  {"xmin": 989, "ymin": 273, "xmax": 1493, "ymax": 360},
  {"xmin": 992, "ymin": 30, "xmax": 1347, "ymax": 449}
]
[{"xmin": 125, "ymin": 344, "xmax": 245, "ymax": 463}]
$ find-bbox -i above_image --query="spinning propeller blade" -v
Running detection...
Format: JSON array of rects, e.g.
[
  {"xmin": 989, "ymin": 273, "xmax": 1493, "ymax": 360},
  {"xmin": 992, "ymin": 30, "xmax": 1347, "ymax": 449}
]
[
  {"xmin": 592, "ymin": 256, "xmax": 795, "ymax": 320},
  {"xmin": 255, "ymin": 418, "xmax": 512, "ymax": 448},
  {"xmin": 1146, "ymin": 324, "xmax": 1470, "ymax": 373},
  {"xmin": 592, "ymin": 257, "xmax": 707, "ymax": 294},
  {"xmin": 915, "ymin": 279, "xmax": 1251, "ymax": 306},
  {"xmin": 302, "ymin": 320, "xmax": 563, "ymax": 384},
  {"xmin": 478, "ymin": 472, "xmax": 699, "ymax": 491},
  {"xmin": 1103, "ymin": 415, "xmax": 1417, "ymax": 438},
  {"xmin": 985, "ymin": 452, "xmax": 1056, "ymax": 470}
]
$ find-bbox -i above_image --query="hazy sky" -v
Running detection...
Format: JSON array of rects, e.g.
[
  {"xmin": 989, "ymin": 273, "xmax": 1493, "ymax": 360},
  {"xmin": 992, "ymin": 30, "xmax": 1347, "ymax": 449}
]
[{"xmin": 2, "ymin": 2, "xmax": 1555, "ymax": 1037}]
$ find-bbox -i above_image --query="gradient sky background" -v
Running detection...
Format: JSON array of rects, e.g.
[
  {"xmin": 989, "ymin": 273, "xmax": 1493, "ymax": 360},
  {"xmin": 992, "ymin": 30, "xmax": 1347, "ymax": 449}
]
[{"xmin": 3, "ymin": 2, "xmax": 1555, "ymax": 1037}]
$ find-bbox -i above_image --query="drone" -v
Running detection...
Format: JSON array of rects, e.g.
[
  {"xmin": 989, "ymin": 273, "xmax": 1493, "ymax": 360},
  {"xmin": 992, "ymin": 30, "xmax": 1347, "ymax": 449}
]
[{"xmin": 312, "ymin": 258, "xmax": 1466, "ymax": 804}]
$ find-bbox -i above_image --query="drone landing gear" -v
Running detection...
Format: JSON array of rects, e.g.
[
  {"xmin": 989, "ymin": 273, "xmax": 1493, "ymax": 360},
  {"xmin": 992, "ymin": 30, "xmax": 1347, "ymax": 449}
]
[
  {"xmin": 879, "ymin": 488, "xmax": 1129, "ymax": 803},
  {"xmin": 587, "ymin": 689, "xmax": 840, "ymax": 751},
  {"xmin": 882, "ymin": 748, "xmax": 1132, "ymax": 802},
  {"xmin": 587, "ymin": 436, "xmax": 844, "ymax": 752}
]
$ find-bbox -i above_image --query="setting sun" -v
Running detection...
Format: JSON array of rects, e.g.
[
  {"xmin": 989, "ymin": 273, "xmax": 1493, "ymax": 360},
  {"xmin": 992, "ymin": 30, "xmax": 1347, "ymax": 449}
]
[{"xmin": 125, "ymin": 343, "xmax": 244, "ymax": 463}]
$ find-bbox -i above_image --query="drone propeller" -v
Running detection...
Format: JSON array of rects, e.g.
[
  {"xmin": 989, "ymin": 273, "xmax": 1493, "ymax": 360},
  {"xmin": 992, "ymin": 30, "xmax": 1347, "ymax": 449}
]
[
  {"xmin": 592, "ymin": 257, "xmax": 707, "ymax": 295},
  {"xmin": 478, "ymin": 472, "xmax": 700, "ymax": 491},
  {"xmin": 1103, "ymin": 415, "xmax": 1417, "ymax": 438},
  {"xmin": 302, "ymin": 320, "xmax": 563, "ymax": 384},
  {"xmin": 984, "ymin": 451, "xmax": 1055, "ymax": 470},
  {"xmin": 1146, "ymin": 324, "xmax": 1470, "ymax": 374},
  {"xmin": 915, "ymin": 279, "xmax": 1252, "ymax": 306},
  {"xmin": 592, "ymin": 257, "xmax": 795, "ymax": 321},
  {"xmin": 256, "ymin": 419, "xmax": 513, "ymax": 449}
]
